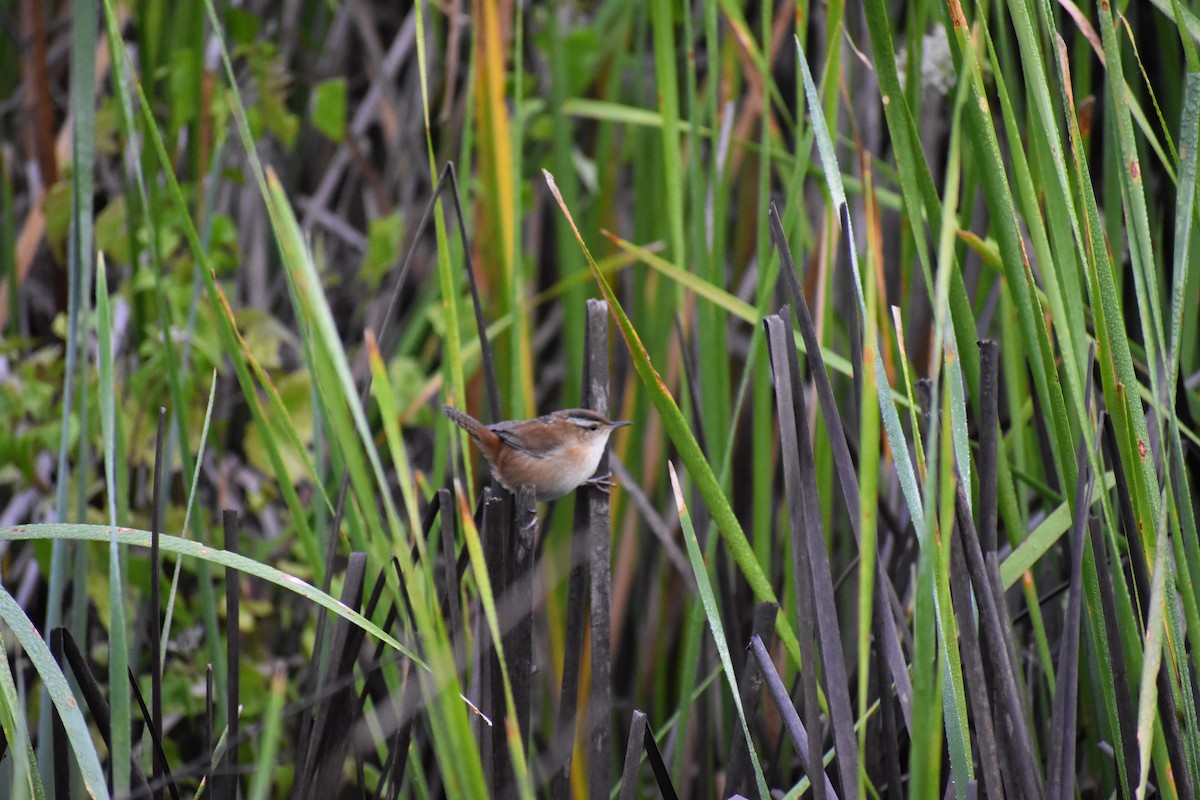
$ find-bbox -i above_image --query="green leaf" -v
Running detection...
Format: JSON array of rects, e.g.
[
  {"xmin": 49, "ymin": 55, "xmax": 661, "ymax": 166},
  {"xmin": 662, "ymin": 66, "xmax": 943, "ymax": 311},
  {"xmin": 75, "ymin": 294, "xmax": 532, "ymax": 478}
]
[
  {"xmin": 43, "ymin": 181, "xmax": 73, "ymax": 260},
  {"xmin": 224, "ymin": 7, "xmax": 260, "ymax": 47},
  {"xmin": 94, "ymin": 195, "xmax": 131, "ymax": 265},
  {"xmin": 247, "ymin": 669, "xmax": 287, "ymax": 800},
  {"xmin": 168, "ymin": 46, "xmax": 201, "ymax": 132},
  {"xmin": 1000, "ymin": 472, "xmax": 1117, "ymax": 588},
  {"xmin": 361, "ymin": 212, "xmax": 405, "ymax": 290},
  {"xmin": 311, "ymin": 78, "xmax": 347, "ymax": 143}
]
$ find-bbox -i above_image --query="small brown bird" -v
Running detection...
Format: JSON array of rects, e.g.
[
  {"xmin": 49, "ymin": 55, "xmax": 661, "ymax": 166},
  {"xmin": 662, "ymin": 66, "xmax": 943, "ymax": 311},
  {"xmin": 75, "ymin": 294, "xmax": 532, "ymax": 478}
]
[{"xmin": 443, "ymin": 405, "xmax": 631, "ymax": 501}]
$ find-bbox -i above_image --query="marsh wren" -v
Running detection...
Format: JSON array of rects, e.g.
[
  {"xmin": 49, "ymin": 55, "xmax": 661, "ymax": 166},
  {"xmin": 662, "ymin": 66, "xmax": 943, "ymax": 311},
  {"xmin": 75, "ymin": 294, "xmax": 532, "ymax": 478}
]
[{"xmin": 443, "ymin": 405, "xmax": 631, "ymax": 501}]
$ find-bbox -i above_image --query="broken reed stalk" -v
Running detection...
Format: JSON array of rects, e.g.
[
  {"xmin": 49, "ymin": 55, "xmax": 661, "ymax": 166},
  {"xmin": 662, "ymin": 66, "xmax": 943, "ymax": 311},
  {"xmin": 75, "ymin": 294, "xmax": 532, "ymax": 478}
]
[
  {"xmin": 508, "ymin": 484, "xmax": 536, "ymax": 754},
  {"xmin": 617, "ymin": 709, "xmax": 678, "ymax": 800},
  {"xmin": 481, "ymin": 490, "xmax": 508, "ymax": 793}
]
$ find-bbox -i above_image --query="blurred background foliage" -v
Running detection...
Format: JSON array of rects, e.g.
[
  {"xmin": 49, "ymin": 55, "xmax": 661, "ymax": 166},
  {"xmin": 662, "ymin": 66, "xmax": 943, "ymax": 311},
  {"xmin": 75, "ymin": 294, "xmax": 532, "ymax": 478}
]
[{"xmin": 0, "ymin": 0, "xmax": 1199, "ymax": 797}]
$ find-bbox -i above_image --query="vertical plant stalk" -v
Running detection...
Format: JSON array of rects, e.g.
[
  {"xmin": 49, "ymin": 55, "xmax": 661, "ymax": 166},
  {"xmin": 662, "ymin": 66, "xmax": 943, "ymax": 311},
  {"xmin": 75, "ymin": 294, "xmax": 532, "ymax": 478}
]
[
  {"xmin": 97, "ymin": 256, "xmax": 131, "ymax": 797},
  {"xmin": 460, "ymin": 486, "xmax": 534, "ymax": 798},
  {"xmin": 1048, "ymin": 347, "xmax": 1100, "ymax": 799},
  {"xmin": 40, "ymin": 0, "xmax": 97, "ymax": 778},
  {"xmin": 543, "ymin": 169, "xmax": 802, "ymax": 670},
  {"xmin": 507, "ymin": 485, "xmax": 535, "ymax": 752},
  {"xmin": 978, "ymin": 341, "xmax": 1001, "ymax": 556},
  {"xmin": 765, "ymin": 312, "xmax": 852, "ymax": 798},
  {"xmin": 19, "ymin": 0, "xmax": 58, "ymax": 192},
  {"xmin": 438, "ymin": 490, "xmax": 463, "ymax": 646},
  {"xmin": 668, "ymin": 463, "xmax": 770, "ymax": 797},
  {"xmin": 617, "ymin": 711, "xmax": 649, "ymax": 800},
  {"xmin": 150, "ymin": 407, "xmax": 167, "ymax": 800},
  {"xmin": 769, "ymin": 204, "xmax": 914, "ymax": 731},
  {"xmin": 481, "ymin": 491, "xmax": 509, "ymax": 794},
  {"xmin": 221, "ymin": 511, "xmax": 241, "ymax": 798},
  {"xmin": 204, "ymin": 666, "xmax": 213, "ymax": 793},
  {"xmin": 298, "ymin": 554, "xmax": 368, "ymax": 798},
  {"xmin": 1089, "ymin": 507, "xmax": 1141, "ymax": 798},
  {"xmin": 953, "ymin": 486, "xmax": 1044, "ymax": 799},
  {"xmin": 947, "ymin": 505, "xmax": 1004, "ymax": 798},
  {"xmin": 49, "ymin": 629, "xmax": 70, "ymax": 799},
  {"xmin": 541, "ymin": 300, "xmax": 618, "ymax": 795},
  {"xmin": 583, "ymin": 298, "xmax": 616, "ymax": 800}
]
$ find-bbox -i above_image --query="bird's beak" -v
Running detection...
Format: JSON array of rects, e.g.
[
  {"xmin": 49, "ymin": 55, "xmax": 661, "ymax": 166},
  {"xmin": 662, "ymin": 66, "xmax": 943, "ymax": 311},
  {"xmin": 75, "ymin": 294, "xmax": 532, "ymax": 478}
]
[{"xmin": 610, "ymin": 420, "xmax": 632, "ymax": 428}]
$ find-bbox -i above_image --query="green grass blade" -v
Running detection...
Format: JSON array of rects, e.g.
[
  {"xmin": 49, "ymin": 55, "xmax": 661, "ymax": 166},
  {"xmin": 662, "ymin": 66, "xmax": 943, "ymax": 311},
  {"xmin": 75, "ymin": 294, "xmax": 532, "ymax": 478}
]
[
  {"xmin": 1169, "ymin": 74, "xmax": 1200, "ymax": 396},
  {"xmin": 0, "ymin": 524, "xmax": 425, "ymax": 669},
  {"xmin": 1098, "ymin": 7, "xmax": 1167, "ymax": 413},
  {"xmin": 456, "ymin": 491, "xmax": 533, "ymax": 798},
  {"xmin": 1086, "ymin": 12, "xmax": 1163, "ymax": 531},
  {"xmin": 544, "ymin": 169, "xmax": 802, "ymax": 669},
  {"xmin": 0, "ymin": 585, "xmax": 109, "ymax": 799},
  {"xmin": 161, "ymin": 370, "xmax": 219, "ymax": 667},
  {"xmin": 649, "ymin": 0, "xmax": 684, "ymax": 272},
  {"xmin": 1053, "ymin": 32, "xmax": 1164, "ymax": 609},
  {"xmin": 603, "ymin": 231, "xmax": 864, "ymax": 381},
  {"xmin": 934, "ymin": 392, "xmax": 974, "ymax": 798},
  {"xmin": 794, "ymin": 36, "xmax": 925, "ymax": 533},
  {"xmin": 413, "ymin": 0, "xmax": 472, "ymax": 495},
  {"xmin": 39, "ymin": 0, "xmax": 100, "ymax": 775},
  {"xmin": 96, "ymin": 255, "xmax": 131, "ymax": 796},
  {"xmin": 0, "ymin": 628, "xmax": 46, "ymax": 800},
  {"xmin": 668, "ymin": 463, "xmax": 769, "ymax": 799},
  {"xmin": 1135, "ymin": 507, "xmax": 1172, "ymax": 799},
  {"xmin": 1000, "ymin": 472, "xmax": 1117, "ymax": 588},
  {"xmin": 246, "ymin": 668, "xmax": 286, "ymax": 800},
  {"xmin": 856, "ymin": 184, "xmax": 884, "ymax": 800},
  {"xmin": 262, "ymin": 169, "xmax": 401, "ymax": 537},
  {"xmin": 99, "ymin": 0, "xmax": 332, "ymax": 587}
]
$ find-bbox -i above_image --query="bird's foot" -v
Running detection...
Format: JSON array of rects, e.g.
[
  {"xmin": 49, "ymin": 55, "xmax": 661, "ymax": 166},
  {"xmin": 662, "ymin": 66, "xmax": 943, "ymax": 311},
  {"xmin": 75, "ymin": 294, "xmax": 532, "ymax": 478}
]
[{"xmin": 584, "ymin": 473, "xmax": 617, "ymax": 494}]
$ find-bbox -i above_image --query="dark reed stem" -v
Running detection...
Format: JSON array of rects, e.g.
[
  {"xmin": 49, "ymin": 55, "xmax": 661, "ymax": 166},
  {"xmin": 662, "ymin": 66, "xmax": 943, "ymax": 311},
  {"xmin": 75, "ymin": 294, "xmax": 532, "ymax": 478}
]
[
  {"xmin": 222, "ymin": 510, "xmax": 240, "ymax": 799},
  {"xmin": 150, "ymin": 406, "xmax": 166, "ymax": 800},
  {"xmin": 584, "ymin": 299, "xmax": 615, "ymax": 800}
]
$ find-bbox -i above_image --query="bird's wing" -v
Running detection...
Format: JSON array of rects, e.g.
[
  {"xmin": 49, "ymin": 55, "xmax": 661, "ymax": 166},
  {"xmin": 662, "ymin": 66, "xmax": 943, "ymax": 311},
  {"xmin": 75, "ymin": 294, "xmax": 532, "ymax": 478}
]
[{"xmin": 489, "ymin": 419, "xmax": 559, "ymax": 458}]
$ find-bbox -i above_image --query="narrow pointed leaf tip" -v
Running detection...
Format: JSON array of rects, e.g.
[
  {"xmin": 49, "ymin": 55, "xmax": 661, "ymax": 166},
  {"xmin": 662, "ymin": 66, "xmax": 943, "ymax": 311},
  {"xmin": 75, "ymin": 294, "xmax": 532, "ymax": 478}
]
[
  {"xmin": 668, "ymin": 462, "xmax": 687, "ymax": 514},
  {"xmin": 543, "ymin": 169, "xmax": 586, "ymax": 251}
]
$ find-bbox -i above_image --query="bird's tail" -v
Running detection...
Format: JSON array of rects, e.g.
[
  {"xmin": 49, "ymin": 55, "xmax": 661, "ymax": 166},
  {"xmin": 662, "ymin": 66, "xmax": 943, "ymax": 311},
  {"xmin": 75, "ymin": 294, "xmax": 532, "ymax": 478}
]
[{"xmin": 442, "ymin": 405, "xmax": 489, "ymax": 441}]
